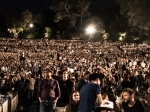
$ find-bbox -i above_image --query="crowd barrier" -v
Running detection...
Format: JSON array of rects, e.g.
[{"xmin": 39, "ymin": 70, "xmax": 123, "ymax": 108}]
[
  {"xmin": 55, "ymin": 107, "xmax": 66, "ymax": 112},
  {"xmin": 0, "ymin": 93, "xmax": 18, "ymax": 112}
]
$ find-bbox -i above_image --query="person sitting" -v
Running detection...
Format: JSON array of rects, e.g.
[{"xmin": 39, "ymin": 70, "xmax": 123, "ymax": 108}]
[
  {"xmin": 121, "ymin": 88, "xmax": 145, "ymax": 112},
  {"xmin": 66, "ymin": 90, "xmax": 80, "ymax": 112}
]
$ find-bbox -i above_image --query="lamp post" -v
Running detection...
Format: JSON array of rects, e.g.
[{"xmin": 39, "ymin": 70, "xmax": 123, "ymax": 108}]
[
  {"xmin": 28, "ymin": 23, "xmax": 34, "ymax": 38},
  {"xmin": 85, "ymin": 25, "xmax": 96, "ymax": 40}
]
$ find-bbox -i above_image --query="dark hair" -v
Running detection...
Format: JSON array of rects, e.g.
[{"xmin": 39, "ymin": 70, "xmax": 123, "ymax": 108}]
[
  {"xmin": 122, "ymin": 88, "xmax": 134, "ymax": 96},
  {"xmin": 69, "ymin": 90, "xmax": 79, "ymax": 104},
  {"xmin": 89, "ymin": 73, "xmax": 100, "ymax": 81},
  {"xmin": 0, "ymin": 73, "xmax": 5, "ymax": 78},
  {"xmin": 46, "ymin": 69, "xmax": 53, "ymax": 73},
  {"xmin": 84, "ymin": 71, "xmax": 91, "ymax": 75}
]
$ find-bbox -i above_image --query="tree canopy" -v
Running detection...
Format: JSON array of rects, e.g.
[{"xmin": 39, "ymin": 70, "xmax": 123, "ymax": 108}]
[{"xmin": 116, "ymin": 0, "xmax": 150, "ymax": 41}]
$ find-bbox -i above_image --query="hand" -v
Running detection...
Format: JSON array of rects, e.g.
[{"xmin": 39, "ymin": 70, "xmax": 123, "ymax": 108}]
[
  {"xmin": 53, "ymin": 99, "xmax": 58, "ymax": 103},
  {"xmin": 121, "ymin": 109, "xmax": 124, "ymax": 112},
  {"xmin": 39, "ymin": 98, "xmax": 43, "ymax": 103},
  {"xmin": 39, "ymin": 99, "xmax": 43, "ymax": 103}
]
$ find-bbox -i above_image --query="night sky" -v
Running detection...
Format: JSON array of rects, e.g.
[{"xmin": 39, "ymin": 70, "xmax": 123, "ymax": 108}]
[
  {"xmin": 0, "ymin": 0, "xmax": 117, "ymax": 14},
  {"xmin": 0, "ymin": 0, "xmax": 52, "ymax": 13}
]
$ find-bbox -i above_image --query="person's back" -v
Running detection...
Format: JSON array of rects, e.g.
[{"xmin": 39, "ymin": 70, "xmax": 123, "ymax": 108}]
[
  {"xmin": 78, "ymin": 82, "xmax": 100, "ymax": 112},
  {"xmin": 16, "ymin": 78, "xmax": 24, "ymax": 93}
]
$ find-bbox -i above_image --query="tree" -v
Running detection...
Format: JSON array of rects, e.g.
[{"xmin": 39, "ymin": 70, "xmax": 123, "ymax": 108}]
[
  {"xmin": 6, "ymin": 3, "xmax": 22, "ymax": 38},
  {"xmin": 6, "ymin": 10, "xmax": 33, "ymax": 38},
  {"xmin": 44, "ymin": 27, "xmax": 52, "ymax": 39},
  {"xmin": 77, "ymin": 0, "xmax": 91, "ymax": 27},
  {"xmin": 116, "ymin": 0, "xmax": 150, "ymax": 40},
  {"xmin": 51, "ymin": 0, "xmax": 91, "ymax": 27},
  {"xmin": 33, "ymin": 13, "xmax": 45, "ymax": 29},
  {"xmin": 50, "ymin": 0, "xmax": 78, "ymax": 27},
  {"xmin": 21, "ymin": 10, "xmax": 33, "ymax": 31}
]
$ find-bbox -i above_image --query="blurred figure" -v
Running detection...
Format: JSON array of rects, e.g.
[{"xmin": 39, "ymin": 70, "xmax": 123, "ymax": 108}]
[
  {"xmin": 121, "ymin": 74, "xmax": 132, "ymax": 90},
  {"xmin": 66, "ymin": 90, "xmax": 80, "ymax": 112},
  {"xmin": 0, "ymin": 73, "xmax": 7, "ymax": 94},
  {"xmin": 77, "ymin": 71, "xmax": 91, "ymax": 92},
  {"xmin": 27, "ymin": 73, "xmax": 35, "ymax": 103},
  {"xmin": 58, "ymin": 71, "xmax": 74, "ymax": 106},
  {"xmin": 16, "ymin": 74, "xmax": 24, "ymax": 110},
  {"xmin": 144, "ymin": 77, "xmax": 150, "ymax": 105}
]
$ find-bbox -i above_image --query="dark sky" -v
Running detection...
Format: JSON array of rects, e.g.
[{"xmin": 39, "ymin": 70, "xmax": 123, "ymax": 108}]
[
  {"xmin": 0, "ymin": 0, "xmax": 116, "ymax": 14},
  {"xmin": 0, "ymin": 0, "xmax": 52, "ymax": 13}
]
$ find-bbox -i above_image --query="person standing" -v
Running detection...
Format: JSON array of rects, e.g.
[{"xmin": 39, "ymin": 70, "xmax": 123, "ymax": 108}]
[
  {"xmin": 58, "ymin": 71, "xmax": 74, "ymax": 106},
  {"xmin": 78, "ymin": 73, "xmax": 103, "ymax": 112},
  {"xmin": 38, "ymin": 70, "xmax": 61, "ymax": 112},
  {"xmin": 28, "ymin": 73, "xmax": 35, "ymax": 104},
  {"xmin": 77, "ymin": 71, "xmax": 91, "ymax": 92},
  {"xmin": 121, "ymin": 88, "xmax": 145, "ymax": 112}
]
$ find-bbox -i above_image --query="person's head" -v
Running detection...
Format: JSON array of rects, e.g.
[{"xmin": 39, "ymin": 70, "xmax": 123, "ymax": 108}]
[
  {"xmin": 121, "ymin": 88, "xmax": 135, "ymax": 103},
  {"xmin": 62, "ymin": 71, "xmax": 69, "ymax": 81},
  {"xmin": 101, "ymin": 92, "xmax": 109, "ymax": 101},
  {"xmin": 123, "ymin": 74, "xmax": 130, "ymax": 81},
  {"xmin": 89, "ymin": 73, "xmax": 101, "ymax": 85},
  {"xmin": 17, "ymin": 74, "xmax": 21, "ymax": 80},
  {"xmin": 96, "ymin": 67, "xmax": 101, "ymax": 73},
  {"xmin": 46, "ymin": 70, "xmax": 53, "ymax": 79},
  {"xmin": 42, "ymin": 72, "xmax": 46, "ymax": 79},
  {"xmin": 69, "ymin": 90, "xmax": 80, "ymax": 104}
]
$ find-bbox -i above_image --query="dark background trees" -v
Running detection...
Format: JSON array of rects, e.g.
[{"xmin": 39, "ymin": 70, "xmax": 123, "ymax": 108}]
[
  {"xmin": 116, "ymin": 0, "xmax": 150, "ymax": 42},
  {"xmin": 0, "ymin": 0, "xmax": 149, "ymax": 42}
]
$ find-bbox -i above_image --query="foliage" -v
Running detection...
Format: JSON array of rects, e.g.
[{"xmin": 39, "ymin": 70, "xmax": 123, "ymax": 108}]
[
  {"xmin": 33, "ymin": 13, "xmax": 46, "ymax": 30},
  {"xmin": 50, "ymin": 0, "xmax": 91, "ymax": 28},
  {"xmin": 116, "ymin": 0, "xmax": 150, "ymax": 39},
  {"xmin": 77, "ymin": 0, "xmax": 91, "ymax": 27},
  {"xmin": 44, "ymin": 27, "xmax": 52, "ymax": 39},
  {"xmin": 21, "ymin": 10, "xmax": 33, "ymax": 31},
  {"xmin": 6, "ymin": 10, "xmax": 33, "ymax": 38}
]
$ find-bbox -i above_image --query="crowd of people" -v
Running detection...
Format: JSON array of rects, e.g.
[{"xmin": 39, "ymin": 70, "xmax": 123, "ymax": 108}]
[{"xmin": 0, "ymin": 38, "xmax": 150, "ymax": 112}]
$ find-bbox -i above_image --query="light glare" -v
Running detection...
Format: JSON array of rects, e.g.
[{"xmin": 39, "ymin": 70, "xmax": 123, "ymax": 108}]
[
  {"xmin": 29, "ymin": 23, "xmax": 33, "ymax": 28},
  {"xmin": 86, "ymin": 25, "xmax": 96, "ymax": 34}
]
